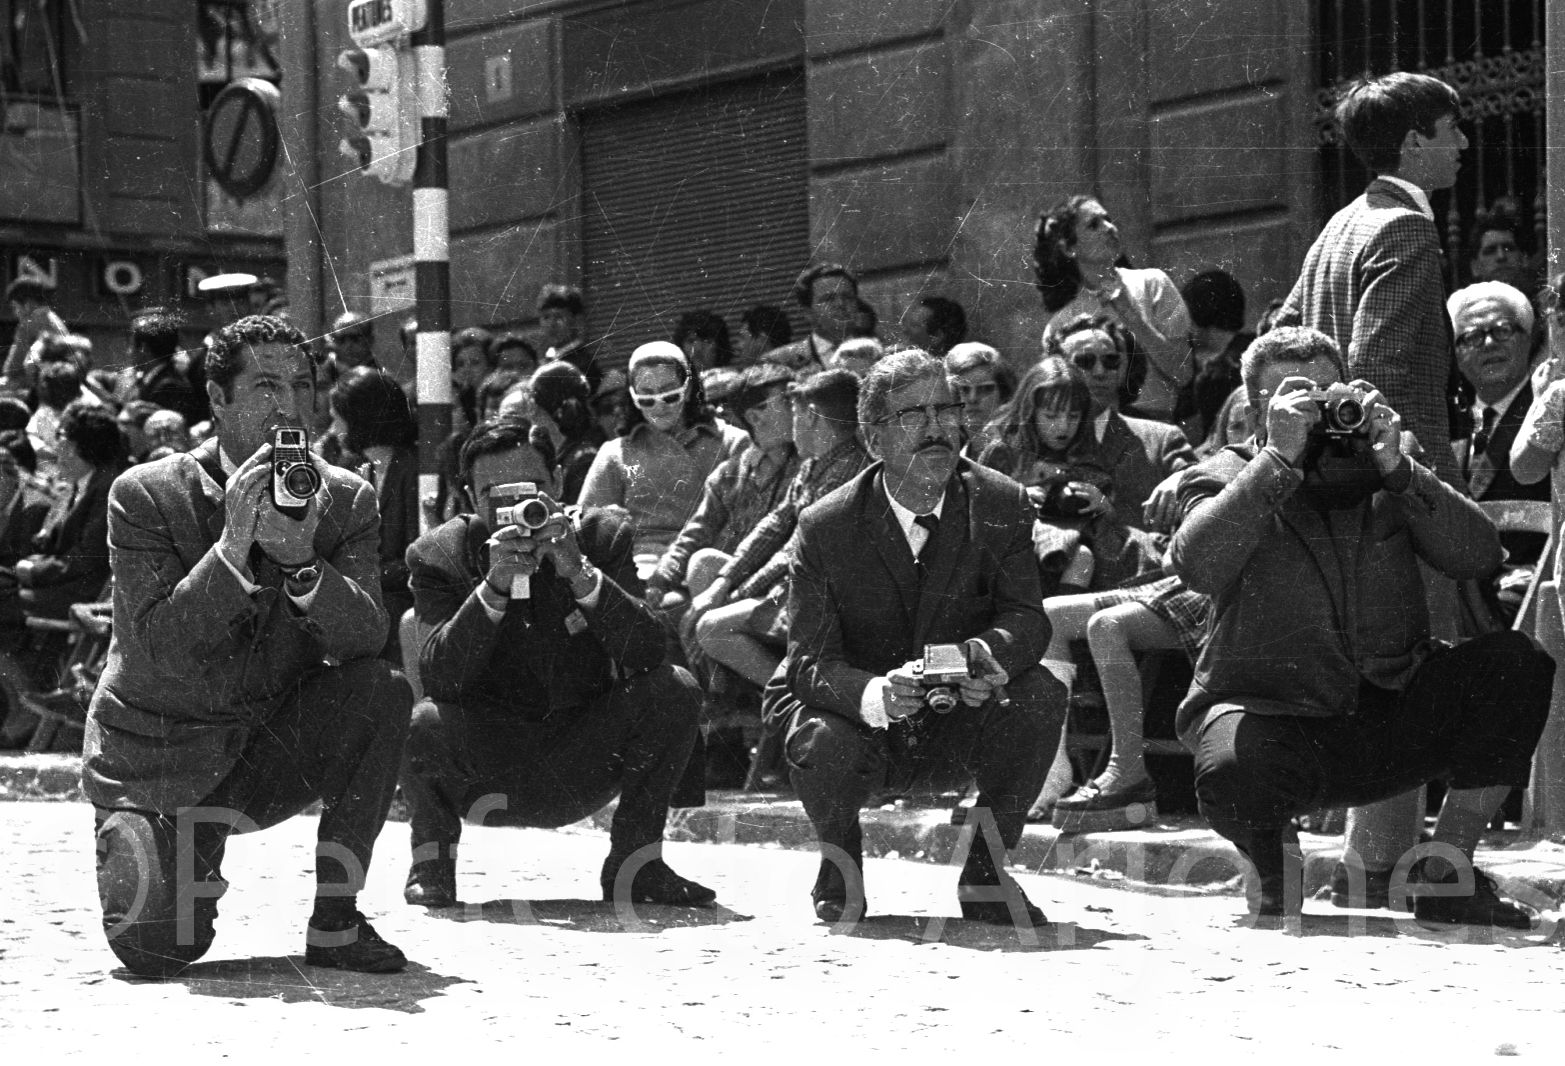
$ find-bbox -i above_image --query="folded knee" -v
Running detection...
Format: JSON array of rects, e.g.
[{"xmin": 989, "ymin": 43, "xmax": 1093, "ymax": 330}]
[{"xmin": 105, "ymin": 919, "xmax": 213, "ymax": 977}]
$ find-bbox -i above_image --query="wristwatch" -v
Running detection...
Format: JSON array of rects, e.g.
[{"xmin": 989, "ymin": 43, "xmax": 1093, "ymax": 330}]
[{"xmin": 280, "ymin": 558, "xmax": 321, "ymax": 588}]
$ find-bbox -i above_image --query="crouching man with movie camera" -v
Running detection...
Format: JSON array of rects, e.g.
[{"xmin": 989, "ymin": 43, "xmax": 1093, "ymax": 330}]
[
  {"xmin": 762, "ymin": 350, "xmax": 1067, "ymax": 926},
  {"xmin": 86, "ymin": 315, "xmax": 414, "ymax": 976},
  {"xmin": 400, "ymin": 418, "xmax": 715, "ymax": 910},
  {"xmin": 1172, "ymin": 326, "xmax": 1554, "ymax": 927}
]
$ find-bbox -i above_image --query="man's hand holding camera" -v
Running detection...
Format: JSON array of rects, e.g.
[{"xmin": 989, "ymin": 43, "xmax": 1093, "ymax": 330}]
[
  {"xmin": 484, "ymin": 487, "xmax": 597, "ymax": 601},
  {"xmin": 883, "ymin": 640, "xmax": 1010, "ymax": 721},
  {"xmin": 1264, "ymin": 375, "xmax": 1406, "ymax": 477},
  {"xmin": 219, "ymin": 437, "xmax": 325, "ymax": 576}
]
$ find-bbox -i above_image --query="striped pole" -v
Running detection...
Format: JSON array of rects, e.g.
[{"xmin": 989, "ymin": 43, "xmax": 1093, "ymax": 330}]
[{"xmin": 411, "ymin": 0, "xmax": 451, "ymax": 532}]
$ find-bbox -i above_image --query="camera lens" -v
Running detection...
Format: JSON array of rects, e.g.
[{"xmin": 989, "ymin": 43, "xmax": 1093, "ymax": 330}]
[
  {"xmin": 924, "ymin": 686, "xmax": 958, "ymax": 714},
  {"xmin": 1330, "ymin": 398, "xmax": 1366, "ymax": 432},
  {"xmin": 283, "ymin": 464, "xmax": 322, "ymax": 499},
  {"xmin": 516, "ymin": 498, "xmax": 550, "ymax": 530}
]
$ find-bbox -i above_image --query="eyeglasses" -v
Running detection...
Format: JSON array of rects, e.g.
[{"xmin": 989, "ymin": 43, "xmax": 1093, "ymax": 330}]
[
  {"xmin": 631, "ymin": 387, "xmax": 684, "ymax": 409},
  {"xmin": 1455, "ymin": 323, "xmax": 1522, "ymax": 350},
  {"xmin": 875, "ymin": 401, "xmax": 965, "ymax": 431},
  {"xmin": 1070, "ymin": 351, "xmax": 1123, "ymax": 372}
]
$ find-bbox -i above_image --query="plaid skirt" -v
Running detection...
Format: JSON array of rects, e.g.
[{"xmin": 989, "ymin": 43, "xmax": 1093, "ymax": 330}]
[{"xmin": 1089, "ymin": 572, "xmax": 1210, "ymax": 660}]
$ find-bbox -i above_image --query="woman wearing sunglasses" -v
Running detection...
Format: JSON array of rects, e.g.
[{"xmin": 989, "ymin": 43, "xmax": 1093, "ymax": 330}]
[
  {"xmin": 1033, "ymin": 195, "xmax": 1193, "ymax": 423},
  {"xmin": 578, "ymin": 341, "xmax": 751, "ymax": 570}
]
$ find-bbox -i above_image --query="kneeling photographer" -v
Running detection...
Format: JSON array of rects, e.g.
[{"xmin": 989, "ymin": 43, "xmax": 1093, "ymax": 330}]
[
  {"xmin": 763, "ymin": 350, "xmax": 1067, "ymax": 926},
  {"xmin": 1171, "ymin": 325, "xmax": 1553, "ymax": 927},
  {"xmin": 401, "ymin": 418, "xmax": 715, "ymax": 911}
]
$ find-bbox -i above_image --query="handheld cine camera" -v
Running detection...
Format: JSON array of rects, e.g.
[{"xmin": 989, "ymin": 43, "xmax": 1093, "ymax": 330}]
[
  {"xmin": 489, "ymin": 481, "xmax": 553, "ymax": 600},
  {"xmin": 271, "ymin": 427, "xmax": 321, "ymax": 518},
  {"xmin": 909, "ymin": 642, "xmax": 974, "ymax": 715}
]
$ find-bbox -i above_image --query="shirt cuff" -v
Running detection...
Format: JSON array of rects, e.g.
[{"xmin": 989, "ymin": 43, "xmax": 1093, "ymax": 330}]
[
  {"xmin": 286, "ymin": 579, "xmax": 320, "ymax": 611},
  {"xmin": 860, "ymin": 677, "xmax": 891, "ymax": 730},
  {"xmin": 477, "ymin": 579, "xmax": 508, "ymax": 623},
  {"xmin": 573, "ymin": 568, "xmax": 604, "ymax": 609},
  {"xmin": 215, "ymin": 544, "xmax": 259, "ymax": 594}
]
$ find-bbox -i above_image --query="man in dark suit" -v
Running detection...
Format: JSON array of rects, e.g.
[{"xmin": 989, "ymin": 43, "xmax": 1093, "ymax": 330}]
[
  {"xmin": 1274, "ymin": 72, "xmax": 1470, "ymax": 906},
  {"xmin": 127, "ymin": 307, "xmax": 209, "ymax": 430},
  {"xmin": 764, "ymin": 350, "xmax": 1066, "ymax": 925},
  {"xmin": 84, "ymin": 315, "xmax": 413, "ymax": 976},
  {"xmin": 1448, "ymin": 281, "xmax": 1549, "ymax": 622},
  {"xmin": 400, "ymin": 418, "xmax": 714, "ymax": 910},
  {"xmin": 1172, "ymin": 327, "xmax": 1552, "ymax": 926},
  {"xmin": 764, "ymin": 263, "xmax": 859, "ymax": 375}
]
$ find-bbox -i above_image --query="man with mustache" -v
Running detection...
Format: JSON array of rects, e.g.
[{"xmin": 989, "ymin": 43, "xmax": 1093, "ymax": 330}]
[{"xmin": 763, "ymin": 349, "xmax": 1067, "ymax": 925}]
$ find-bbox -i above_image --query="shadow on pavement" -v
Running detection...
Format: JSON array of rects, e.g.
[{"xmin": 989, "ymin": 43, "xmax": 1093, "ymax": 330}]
[
  {"xmin": 114, "ymin": 958, "xmax": 470, "ymax": 1013},
  {"xmin": 831, "ymin": 915, "xmax": 1146, "ymax": 952},
  {"xmin": 420, "ymin": 898, "xmax": 755, "ymax": 932}
]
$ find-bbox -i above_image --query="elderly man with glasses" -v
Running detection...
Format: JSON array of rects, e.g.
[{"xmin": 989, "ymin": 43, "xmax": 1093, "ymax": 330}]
[{"xmin": 762, "ymin": 349, "xmax": 1067, "ymax": 927}]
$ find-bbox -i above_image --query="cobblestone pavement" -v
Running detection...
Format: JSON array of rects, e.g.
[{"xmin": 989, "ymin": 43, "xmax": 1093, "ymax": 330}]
[{"xmin": 3, "ymin": 802, "xmax": 1563, "ymax": 1061}]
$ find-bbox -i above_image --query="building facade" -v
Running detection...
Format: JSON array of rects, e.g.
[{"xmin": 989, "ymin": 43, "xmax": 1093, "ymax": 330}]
[{"xmin": 0, "ymin": 0, "xmax": 287, "ymax": 358}]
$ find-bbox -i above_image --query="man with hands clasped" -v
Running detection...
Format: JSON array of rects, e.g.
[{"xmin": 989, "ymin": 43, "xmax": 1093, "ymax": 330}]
[
  {"xmin": 1170, "ymin": 326, "xmax": 1553, "ymax": 926},
  {"xmin": 401, "ymin": 418, "xmax": 714, "ymax": 910},
  {"xmin": 85, "ymin": 315, "xmax": 413, "ymax": 976},
  {"xmin": 764, "ymin": 350, "xmax": 1066, "ymax": 926}
]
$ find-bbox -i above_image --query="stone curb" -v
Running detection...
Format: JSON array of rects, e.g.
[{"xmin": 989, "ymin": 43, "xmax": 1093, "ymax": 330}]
[{"xmin": 8, "ymin": 754, "xmax": 1562, "ymax": 904}]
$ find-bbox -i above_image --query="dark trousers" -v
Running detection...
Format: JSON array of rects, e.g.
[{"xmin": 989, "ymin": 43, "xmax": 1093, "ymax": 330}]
[
  {"xmin": 400, "ymin": 663, "xmax": 701, "ymax": 868},
  {"xmin": 1190, "ymin": 631, "xmax": 1554, "ymax": 887},
  {"xmin": 93, "ymin": 658, "xmax": 413, "ymax": 976},
  {"xmin": 774, "ymin": 665, "xmax": 1065, "ymax": 905}
]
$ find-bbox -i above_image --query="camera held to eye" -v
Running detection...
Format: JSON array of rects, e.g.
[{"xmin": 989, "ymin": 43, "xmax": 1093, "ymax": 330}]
[
  {"xmin": 1307, "ymin": 383, "xmax": 1372, "ymax": 438},
  {"xmin": 271, "ymin": 427, "xmax": 321, "ymax": 517},
  {"xmin": 910, "ymin": 642, "xmax": 974, "ymax": 715},
  {"xmin": 490, "ymin": 482, "xmax": 552, "ymax": 599}
]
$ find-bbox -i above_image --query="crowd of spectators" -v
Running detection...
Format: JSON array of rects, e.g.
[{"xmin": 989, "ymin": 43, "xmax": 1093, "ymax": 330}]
[{"xmin": 9, "ymin": 68, "xmax": 1565, "ymax": 957}]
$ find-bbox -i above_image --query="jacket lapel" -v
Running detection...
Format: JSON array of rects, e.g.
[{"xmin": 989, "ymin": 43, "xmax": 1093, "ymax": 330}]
[
  {"xmin": 1091, "ymin": 413, "xmax": 1133, "ymax": 476},
  {"xmin": 190, "ymin": 439, "xmax": 230, "ymax": 544},
  {"xmin": 862, "ymin": 468, "xmax": 919, "ymax": 626},
  {"xmin": 1470, "ymin": 385, "xmax": 1531, "ymax": 500}
]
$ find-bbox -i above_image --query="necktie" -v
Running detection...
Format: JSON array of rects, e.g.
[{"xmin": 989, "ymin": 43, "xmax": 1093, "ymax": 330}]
[
  {"xmin": 1471, "ymin": 407, "xmax": 1498, "ymax": 474},
  {"xmin": 913, "ymin": 512, "xmax": 939, "ymax": 582}
]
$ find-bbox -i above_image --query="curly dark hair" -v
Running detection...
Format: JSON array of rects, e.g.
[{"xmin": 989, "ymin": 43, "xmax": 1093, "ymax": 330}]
[
  {"xmin": 458, "ymin": 417, "xmax": 559, "ymax": 489},
  {"xmin": 1032, "ymin": 195, "xmax": 1134, "ymax": 312},
  {"xmin": 671, "ymin": 309, "xmax": 735, "ymax": 369},
  {"xmin": 60, "ymin": 401, "xmax": 126, "ymax": 468},
  {"xmin": 37, "ymin": 360, "xmax": 83, "ymax": 410},
  {"xmin": 529, "ymin": 361, "xmax": 594, "ymax": 441},
  {"xmin": 203, "ymin": 314, "xmax": 313, "ymax": 402},
  {"xmin": 330, "ymin": 367, "xmax": 417, "ymax": 453}
]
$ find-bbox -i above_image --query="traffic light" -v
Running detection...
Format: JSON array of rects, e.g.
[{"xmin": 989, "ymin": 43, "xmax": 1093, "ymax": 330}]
[{"xmin": 337, "ymin": 44, "xmax": 416, "ymax": 185}]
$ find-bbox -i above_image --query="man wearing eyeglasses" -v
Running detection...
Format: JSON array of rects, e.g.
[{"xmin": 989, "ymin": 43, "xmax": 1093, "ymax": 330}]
[
  {"xmin": 764, "ymin": 349, "xmax": 1065, "ymax": 927},
  {"xmin": 1448, "ymin": 282, "xmax": 1549, "ymax": 621}
]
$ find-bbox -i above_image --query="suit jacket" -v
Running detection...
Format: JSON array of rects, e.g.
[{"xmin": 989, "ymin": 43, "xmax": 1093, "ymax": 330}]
[
  {"xmin": 1458, "ymin": 383, "xmax": 1549, "ymax": 565},
  {"xmin": 1088, "ymin": 411, "xmax": 1196, "ymax": 530},
  {"xmin": 1171, "ymin": 444, "xmax": 1500, "ymax": 737},
  {"xmin": 83, "ymin": 438, "xmax": 388, "ymax": 814},
  {"xmin": 1277, "ymin": 178, "xmax": 1458, "ymax": 484},
  {"xmin": 0, "ymin": 481, "xmax": 51, "ymax": 568},
  {"xmin": 782, "ymin": 459, "xmax": 1048, "ymax": 726},
  {"xmin": 408, "ymin": 506, "xmax": 666, "ymax": 718}
]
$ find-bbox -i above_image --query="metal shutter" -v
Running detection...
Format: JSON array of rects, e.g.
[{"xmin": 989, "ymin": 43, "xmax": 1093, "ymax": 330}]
[{"xmin": 580, "ymin": 70, "xmax": 808, "ymax": 369}]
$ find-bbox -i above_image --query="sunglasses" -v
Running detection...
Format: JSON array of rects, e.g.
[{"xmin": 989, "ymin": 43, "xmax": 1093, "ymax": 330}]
[
  {"xmin": 631, "ymin": 387, "xmax": 685, "ymax": 409},
  {"xmin": 1070, "ymin": 351, "xmax": 1123, "ymax": 372}
]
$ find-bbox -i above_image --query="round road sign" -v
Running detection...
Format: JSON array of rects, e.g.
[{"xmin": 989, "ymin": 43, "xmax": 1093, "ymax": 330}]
[{"xmin": 204, "ymin": 77, "xmax": 282, "ymax": 198}]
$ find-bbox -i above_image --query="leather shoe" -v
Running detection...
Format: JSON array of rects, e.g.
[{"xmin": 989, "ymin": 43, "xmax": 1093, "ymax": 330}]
[
  {"xmin": 1406, "ymin": 858, "xmax": 1533, "ymax": 930},
  {"xmin": 814, "ymin": 895, "xmax": 868, "ymax": 924},
  {"xmin": 404, "ymin": 858, "xmax": 457, "ymax": 908},
  {"xmin": 601, "ymin": 857, "xmax": 716, "ymax": 907},
  {"xmin": 1051, "ymin": 775, "xmax": 1158, "ymax": 832},
  {"xmin": 957, "ymin": 868, "xmax": 1047, "ymax": 928},
  {"xmin": 305, "ymin": 912, "xmax": 408, "ymax": 973}
]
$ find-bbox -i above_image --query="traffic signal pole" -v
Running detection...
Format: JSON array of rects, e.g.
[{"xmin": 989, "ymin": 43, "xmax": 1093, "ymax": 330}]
[{"xmin": 410, "ymin": 0, "xmax": 451, "ymax": 531}]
